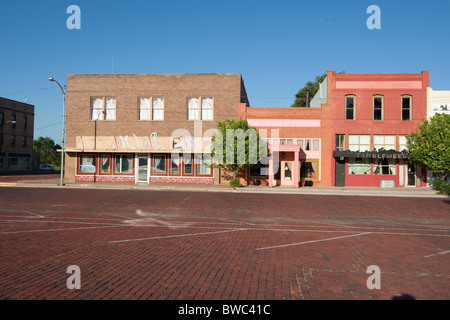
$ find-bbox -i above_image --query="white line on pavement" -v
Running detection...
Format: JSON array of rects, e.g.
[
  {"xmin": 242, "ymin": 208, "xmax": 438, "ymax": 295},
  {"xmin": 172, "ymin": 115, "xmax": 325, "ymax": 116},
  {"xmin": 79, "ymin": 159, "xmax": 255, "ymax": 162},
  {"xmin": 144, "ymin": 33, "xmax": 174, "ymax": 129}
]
[
  {"xmin": 110, "ymin": 228, "xmax": 246, "ymax": 244},
  {"xmin": 255, "ymin": 232, "xmax": 373, "ymax": 251}
]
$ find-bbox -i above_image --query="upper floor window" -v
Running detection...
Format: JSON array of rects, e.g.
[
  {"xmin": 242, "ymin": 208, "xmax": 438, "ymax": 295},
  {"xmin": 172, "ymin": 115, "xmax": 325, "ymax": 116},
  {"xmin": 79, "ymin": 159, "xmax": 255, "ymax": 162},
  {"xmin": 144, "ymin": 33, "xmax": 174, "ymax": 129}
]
[
  {"xmin": 11, "ymin": 115, "xmax": 16, "ymax": 126},
  {"xmin": 373, "ymin": 95, "xmax": 384, "ymax": 121},
  {"xmin": 23, "ymin": 117, "xmax": 27, "ymax": 128},
  {"xmin": 92, "ymin": 97, "xmax": 116, "ymax": 120},
  {"xmin": 349, "ymin": 135, "xmax": 370, "ymax": 151},
  {"xmin": 373, "ymin": 135, "xmax": 396, "ymax": 151},
  {"xmin": 139, "ymin": 97, "xmax": 164, "ymax": 120},
  {"xmin": 201, "ymin": 97, "xmax": 214, "ymax": 121},
  {"xmin": 188, "ymin": 97, "xmax": 214, "ymax": 120},
  {"xmin": 345, "ymin": 95, "xmax": 355, "ymax": 120},
  {"xmin": 401, "ymin": 95, "xmax": 412, "ymax": 121},
  {"xmin": 0, "ymin": 112, "xmax": 4, "ymax": 124}
]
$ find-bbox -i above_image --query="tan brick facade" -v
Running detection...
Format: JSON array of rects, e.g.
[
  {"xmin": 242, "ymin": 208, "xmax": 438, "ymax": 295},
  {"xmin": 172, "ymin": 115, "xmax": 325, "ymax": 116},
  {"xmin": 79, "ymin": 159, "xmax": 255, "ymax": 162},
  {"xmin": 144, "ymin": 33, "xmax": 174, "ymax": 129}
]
[{"xmin": 64, "ymin": 73, "xmax": 249, "ymax": 184}]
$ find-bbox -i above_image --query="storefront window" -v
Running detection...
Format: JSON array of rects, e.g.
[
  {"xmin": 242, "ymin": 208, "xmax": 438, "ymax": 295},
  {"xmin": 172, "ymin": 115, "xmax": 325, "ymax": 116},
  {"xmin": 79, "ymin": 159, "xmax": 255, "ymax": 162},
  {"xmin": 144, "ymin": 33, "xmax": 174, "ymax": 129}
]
[
  {"xmin": 153, "ymin": 155, "xmax": 166, "ymax": 174},
  {"xmin": 115, "ymin": 154, "xmax": 133, "ymax": 174},
  {"xmin": 300, "ymin": 159, "xmax": 319, "ymax": 181},
  {"xmin": 79, "ymin": 154, "xmax": 96, "ymax": 173},
  {"xmin": 373, "ymin": 158, "xmax": 397, "ymax": 175},
  {"xmin": 348, "ymin": 158, "xmax": 370, "ymax": 175},
  {"xmin": 171, "ymin": 154, "xmax": 180, "ymax": 174},
  {"xmin": 183, "ymin": 155, "xmax": 193, "ymax": 175},
  {"xmin": 197, "ymin": 154, "xmax": 212, "ymax": 175},
  {"xmin": 101, "ymin": 154, "xmax": 111, "ymax": 174}
]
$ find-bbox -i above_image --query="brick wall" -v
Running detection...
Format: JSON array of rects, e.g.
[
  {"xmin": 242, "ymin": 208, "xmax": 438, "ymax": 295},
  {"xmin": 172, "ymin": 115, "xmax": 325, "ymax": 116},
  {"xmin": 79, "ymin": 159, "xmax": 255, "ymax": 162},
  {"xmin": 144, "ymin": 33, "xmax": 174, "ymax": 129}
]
[{"xmin": 64, "ymin": 73, "xmax": 247, "ymax": 182}]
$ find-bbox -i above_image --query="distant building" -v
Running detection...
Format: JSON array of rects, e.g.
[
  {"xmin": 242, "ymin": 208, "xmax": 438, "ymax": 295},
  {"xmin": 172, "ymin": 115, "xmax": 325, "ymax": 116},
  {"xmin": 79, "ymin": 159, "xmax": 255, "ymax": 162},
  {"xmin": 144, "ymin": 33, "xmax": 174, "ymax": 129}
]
[
  {"xmin": 426, "ymin": 87, "xmax": 450, "ymax": 185},
  {"xmin": 0, "ymin": 97, "xmax": 35, "ymax": 172}
]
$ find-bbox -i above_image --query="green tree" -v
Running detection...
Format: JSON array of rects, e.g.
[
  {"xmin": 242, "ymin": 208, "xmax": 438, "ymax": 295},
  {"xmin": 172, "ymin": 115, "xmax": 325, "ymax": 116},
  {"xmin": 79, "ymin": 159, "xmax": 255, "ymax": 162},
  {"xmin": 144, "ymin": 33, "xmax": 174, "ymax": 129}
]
[
  {"xmin": 291, "ymin": 73, "xmax": 327, "ymax": 108},
  {"xmin": 33, "ymin": 137, "xmax": 61, "ymax": 166},
  {"xmin": 291, "ymin": 72, "xmax": 345, "ymax": 108},
  {"xmin": 406, "ymin": 113, "xmax": 450, "ymax": 181},
  {"xmin": 211, "ymin": 119, "xmax": 267, "ymax": 179}
]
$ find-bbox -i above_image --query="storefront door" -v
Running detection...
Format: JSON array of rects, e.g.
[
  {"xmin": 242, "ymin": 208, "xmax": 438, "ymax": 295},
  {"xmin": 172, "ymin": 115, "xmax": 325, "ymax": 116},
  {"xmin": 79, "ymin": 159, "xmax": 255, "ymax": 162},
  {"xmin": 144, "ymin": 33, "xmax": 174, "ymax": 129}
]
[
  {"xmin": 137, "ymin": 154, "xmax": 149, "ymax": 183},
  {"xmin": 405, "ymin": 162, "xmax": 419, "ymax": 187},
  {"xmin": 281, "ymin": 161, "xmax": 293, "ymax": 186}
]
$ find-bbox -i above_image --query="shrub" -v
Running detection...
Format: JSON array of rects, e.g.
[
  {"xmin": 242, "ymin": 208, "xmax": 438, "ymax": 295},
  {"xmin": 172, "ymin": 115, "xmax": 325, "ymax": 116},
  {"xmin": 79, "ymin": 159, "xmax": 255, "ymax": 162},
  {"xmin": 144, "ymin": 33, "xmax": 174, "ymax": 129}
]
[
  {"xmin": 433, "ymin": 179, "xmax": 450, "ymax": 195},
  {"xmin": 230, "ymin": 178, "xmax": 243, "ymax": 188}
]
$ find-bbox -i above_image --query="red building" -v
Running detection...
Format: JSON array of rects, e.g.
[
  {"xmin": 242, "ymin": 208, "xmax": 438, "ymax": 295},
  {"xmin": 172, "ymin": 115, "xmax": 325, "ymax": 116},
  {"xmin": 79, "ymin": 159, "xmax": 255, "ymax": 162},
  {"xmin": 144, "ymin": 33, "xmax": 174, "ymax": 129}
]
[{"xmin": 329, "ymin": 70, "xmax": 429, "ymax": 187}]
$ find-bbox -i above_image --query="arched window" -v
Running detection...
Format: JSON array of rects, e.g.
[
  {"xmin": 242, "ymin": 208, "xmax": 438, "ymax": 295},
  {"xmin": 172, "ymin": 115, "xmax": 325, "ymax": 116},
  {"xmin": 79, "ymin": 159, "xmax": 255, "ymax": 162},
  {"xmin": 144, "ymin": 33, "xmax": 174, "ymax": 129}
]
[
  {"xmin": 345, "ymin": 95, "xmax": 356, "ymax": 120},
  {"xmin": 373, "ymin": 95, "xmax": 384, "ymax": 121}
]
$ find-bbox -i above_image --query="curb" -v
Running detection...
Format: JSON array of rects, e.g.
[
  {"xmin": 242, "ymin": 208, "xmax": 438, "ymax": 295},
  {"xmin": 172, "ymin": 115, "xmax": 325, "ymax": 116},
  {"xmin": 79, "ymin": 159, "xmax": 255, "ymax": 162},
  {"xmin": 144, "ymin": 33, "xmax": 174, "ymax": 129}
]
[{"xmin": 2, "ymin": 180, "xmax": 448, "ymax": 198}]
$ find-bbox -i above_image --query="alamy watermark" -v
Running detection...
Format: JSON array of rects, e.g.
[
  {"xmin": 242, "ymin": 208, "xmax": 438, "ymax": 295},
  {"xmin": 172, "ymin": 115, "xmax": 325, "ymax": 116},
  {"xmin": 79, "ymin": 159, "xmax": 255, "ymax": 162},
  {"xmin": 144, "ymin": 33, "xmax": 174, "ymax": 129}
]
[
  {"xmin": 66, "ymin": 265, "xmax": 81, "ymax": 290},
  {"xmin": 367, "ymin": 5, "xmax": 381, "ymax": 30},
  {"xmin": 67, "ymin": 5, "xmax": 81, "ymax": 30},
  {"xmin": 366, "ymin": 265, "xmax": 381, "ymax": 290}
]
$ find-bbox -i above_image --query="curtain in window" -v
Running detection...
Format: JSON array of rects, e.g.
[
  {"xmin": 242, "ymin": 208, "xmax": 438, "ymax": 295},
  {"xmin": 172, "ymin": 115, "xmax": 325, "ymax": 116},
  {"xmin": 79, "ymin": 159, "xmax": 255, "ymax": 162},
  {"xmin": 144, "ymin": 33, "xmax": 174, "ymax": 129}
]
[
  {"xmin": 188, "ymin": 98, "xmax": 199, "ymax": 120},
  {"xmin": 105, "ymin": 98, "xmax": 116, "ymax": 120},
  {"xmin": 198, "ymin": 156, "xmax": 211, "ymax": 175},
  {"xmin": 101, "ymin": 155, "xmax": 110, "ymax": 173},
  {"xmin": 92, "ymin": 98, "xmax": 104, "ymax": 120},
  {"xmin": 153, "ymin": 156, "xmax": 165, "ymax": 173},
  {"xmin": 153, "ymin": 98, "xmax": 164, "ymax": 120},
  {"xmin": 140, "ymin": 98, "xmax": 151, "ymax": 120},
  {"xmin": 201, "ymin": 97, "xmax": 213, "ymax": 120}
]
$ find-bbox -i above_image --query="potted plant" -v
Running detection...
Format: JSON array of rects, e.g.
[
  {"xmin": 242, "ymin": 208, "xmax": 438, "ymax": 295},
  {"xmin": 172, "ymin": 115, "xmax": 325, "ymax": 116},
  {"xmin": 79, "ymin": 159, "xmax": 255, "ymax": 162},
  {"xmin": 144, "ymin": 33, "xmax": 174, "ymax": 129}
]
[{"xmin": 260, "ymin": 178, "xmax": 268, "ymax": 186}]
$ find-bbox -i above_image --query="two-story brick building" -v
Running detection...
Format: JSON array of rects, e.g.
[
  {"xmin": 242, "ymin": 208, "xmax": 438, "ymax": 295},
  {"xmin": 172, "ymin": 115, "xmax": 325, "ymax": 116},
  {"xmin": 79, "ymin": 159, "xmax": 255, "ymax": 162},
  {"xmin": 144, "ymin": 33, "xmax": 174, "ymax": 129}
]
[
  {"xmin": 64, "ymin": 73, "xmax": 249, "ymax": 185},
  {"xmin": 0, "ymin": 97, "xmax": 35, "ymax": 172},
  {"xmin": 329, "ymin": 70, "xmax": 430, "ymax": 187}
]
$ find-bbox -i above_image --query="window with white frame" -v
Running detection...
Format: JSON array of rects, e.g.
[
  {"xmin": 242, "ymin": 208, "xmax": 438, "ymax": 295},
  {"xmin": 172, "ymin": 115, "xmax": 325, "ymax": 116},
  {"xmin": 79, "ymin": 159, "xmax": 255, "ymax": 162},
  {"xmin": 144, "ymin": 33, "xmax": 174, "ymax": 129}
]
[
  {"xmin": 188, "ymin": 97, "xmax": 214, "ymax": 120},
  {"xmin": 92, "ymin": 97, "xmax": 116, "ymax": 120},
  {"xmin": 139, "ymin": 97, "xmax": 164, "ymax": 120},
  {"xmin": 373, "ymin": 135, "xmax": 396, "ymax": 151},
  {"xmin": 153, "ymin": 98, "xmax": 164, "ymax": 120},
  {"xmin": 348, "ymin": 135, "xmax": 371, "ymax": 151},
  {"xmin": 139, "ymin": 98, "xmax": 151, "ymax": 120},
  {"xmin": 188, "ymin": 98, "xmax": 200, "ymax": 120},
  {"xmin": 201, "ymin": 97, "xmax": 213, "ymax": 120}
]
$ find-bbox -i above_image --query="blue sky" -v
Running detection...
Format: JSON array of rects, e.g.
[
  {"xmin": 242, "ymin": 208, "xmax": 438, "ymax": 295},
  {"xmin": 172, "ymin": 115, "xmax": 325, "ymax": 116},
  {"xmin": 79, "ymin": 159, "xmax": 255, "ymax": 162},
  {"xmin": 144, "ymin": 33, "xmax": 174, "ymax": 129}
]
[{"xmin": 1, "ymin": 0, "xmax": 449, "ymax": 144}]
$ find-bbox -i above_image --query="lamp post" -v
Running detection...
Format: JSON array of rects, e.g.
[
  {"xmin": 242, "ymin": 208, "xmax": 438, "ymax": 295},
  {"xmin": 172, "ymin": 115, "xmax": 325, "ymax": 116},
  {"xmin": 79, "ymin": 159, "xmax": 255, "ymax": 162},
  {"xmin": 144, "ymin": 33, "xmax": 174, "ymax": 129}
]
[{"xmin": 49, "ymin": 77, "xmax": 66, "ymax": 186}]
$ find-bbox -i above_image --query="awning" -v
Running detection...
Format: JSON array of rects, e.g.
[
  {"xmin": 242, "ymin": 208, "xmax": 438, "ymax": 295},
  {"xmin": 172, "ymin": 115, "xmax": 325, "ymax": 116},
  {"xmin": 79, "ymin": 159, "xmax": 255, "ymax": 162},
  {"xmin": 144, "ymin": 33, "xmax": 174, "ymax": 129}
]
[{"xmin": 333, "ymin": 149, "xmax": 409, "ymax": 159}]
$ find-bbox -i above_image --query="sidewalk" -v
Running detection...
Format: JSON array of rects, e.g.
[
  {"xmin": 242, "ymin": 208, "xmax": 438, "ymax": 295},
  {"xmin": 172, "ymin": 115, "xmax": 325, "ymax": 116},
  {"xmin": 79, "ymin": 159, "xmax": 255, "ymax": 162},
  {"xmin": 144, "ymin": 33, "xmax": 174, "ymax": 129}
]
[{"xmin": 1, "ymin": 176, "xmax": 448, "ymax": 198}]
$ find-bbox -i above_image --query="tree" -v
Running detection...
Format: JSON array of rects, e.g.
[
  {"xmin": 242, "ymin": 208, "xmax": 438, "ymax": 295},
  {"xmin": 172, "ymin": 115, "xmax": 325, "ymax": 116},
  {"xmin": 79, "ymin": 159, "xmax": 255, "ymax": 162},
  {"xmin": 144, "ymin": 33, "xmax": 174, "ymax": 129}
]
[
  {"xmin": 291, "ymin": 71, "xmax": 345, "ymax": 108},
  {"xmin": 406, "ymin": 113, "xmax": 450, "ymax": 181},
  {"xmin": 291, "ymin": 73, "xmax": 327, "ymax": 108},
  {"xmin": 210, "ymin": 119, "xmax": 267, "ymax": 179},
  {"xmin": 33, "ymin": 137, "xmax": 61, "ymax": 166}
]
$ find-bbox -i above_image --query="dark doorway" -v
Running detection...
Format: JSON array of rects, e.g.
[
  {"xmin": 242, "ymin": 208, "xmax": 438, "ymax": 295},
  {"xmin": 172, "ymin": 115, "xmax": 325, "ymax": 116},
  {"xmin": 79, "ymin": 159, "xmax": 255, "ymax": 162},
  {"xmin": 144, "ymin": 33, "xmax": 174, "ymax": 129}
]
[{"xmin": 335, "ymin": 158, "xmax": 345, "ymax": 186}]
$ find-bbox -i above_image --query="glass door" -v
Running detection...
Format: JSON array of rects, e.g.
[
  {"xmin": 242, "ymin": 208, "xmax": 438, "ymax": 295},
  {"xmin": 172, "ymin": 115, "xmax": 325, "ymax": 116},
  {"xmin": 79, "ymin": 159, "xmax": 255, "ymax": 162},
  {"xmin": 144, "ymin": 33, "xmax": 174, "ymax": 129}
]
[{"xmin": 137, "ymin": 154, "xmax": 149, "ymax": 183}]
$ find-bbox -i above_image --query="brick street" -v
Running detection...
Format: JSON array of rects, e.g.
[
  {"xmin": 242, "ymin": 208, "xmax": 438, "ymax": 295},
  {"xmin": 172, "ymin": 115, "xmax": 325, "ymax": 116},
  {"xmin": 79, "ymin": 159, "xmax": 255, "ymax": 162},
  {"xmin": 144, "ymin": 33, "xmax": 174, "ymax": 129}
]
[{"xmin": 0, "ymin": 186, "xmax": 448, "ymax": 300}]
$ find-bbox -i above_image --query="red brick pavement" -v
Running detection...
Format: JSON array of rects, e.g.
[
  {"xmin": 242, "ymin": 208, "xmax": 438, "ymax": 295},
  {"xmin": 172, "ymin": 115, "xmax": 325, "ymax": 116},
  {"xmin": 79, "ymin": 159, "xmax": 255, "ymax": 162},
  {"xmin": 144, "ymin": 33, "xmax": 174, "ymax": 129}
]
[{"xmin": 0, "ymin": 187, "xmax": 448, "ymax": 301}]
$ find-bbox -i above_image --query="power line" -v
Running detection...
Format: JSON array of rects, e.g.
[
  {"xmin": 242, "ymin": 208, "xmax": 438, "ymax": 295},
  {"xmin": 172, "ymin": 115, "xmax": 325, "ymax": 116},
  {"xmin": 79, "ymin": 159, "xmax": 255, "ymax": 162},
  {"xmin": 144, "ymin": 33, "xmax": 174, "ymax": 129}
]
[{"xmin": 0, "ymin": 87, "xmax": 55, "ymax": 96}]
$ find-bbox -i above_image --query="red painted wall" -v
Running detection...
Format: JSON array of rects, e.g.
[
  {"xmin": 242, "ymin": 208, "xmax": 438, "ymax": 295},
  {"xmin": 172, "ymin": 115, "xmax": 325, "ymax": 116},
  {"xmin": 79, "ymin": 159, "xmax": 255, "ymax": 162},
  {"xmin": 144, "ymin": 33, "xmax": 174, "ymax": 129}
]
[{"xmin": 329, "ymin": 70, "xmax": 430, "ymax": 187}]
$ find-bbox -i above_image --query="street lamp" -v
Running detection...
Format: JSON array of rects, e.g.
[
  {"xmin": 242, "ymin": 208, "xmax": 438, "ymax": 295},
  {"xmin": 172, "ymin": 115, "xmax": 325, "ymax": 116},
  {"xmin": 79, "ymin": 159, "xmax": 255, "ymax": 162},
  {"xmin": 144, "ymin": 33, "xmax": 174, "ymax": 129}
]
[{"xmin": 49, "ymin": 77, "xmax": 66, "ymax": 186}]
